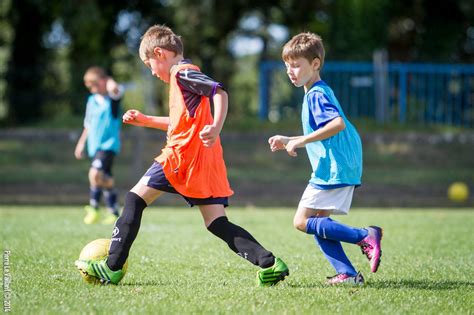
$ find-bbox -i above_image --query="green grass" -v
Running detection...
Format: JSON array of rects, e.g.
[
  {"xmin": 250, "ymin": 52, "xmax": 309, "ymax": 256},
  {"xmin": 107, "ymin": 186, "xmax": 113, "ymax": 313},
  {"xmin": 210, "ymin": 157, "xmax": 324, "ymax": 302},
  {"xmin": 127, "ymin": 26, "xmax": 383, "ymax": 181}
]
[{"xmin": 1, "ymin": 206, "xmax": 473, "ymax": 314}]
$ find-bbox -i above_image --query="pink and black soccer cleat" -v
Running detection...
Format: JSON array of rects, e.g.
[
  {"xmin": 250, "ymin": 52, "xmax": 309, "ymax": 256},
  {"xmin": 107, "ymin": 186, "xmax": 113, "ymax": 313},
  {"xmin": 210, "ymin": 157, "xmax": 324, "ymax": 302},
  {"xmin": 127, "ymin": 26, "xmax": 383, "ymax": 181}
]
[
  {"xmin": 326, "ymin": 272, "xmax": 364, "ymax": 285},
  {"xmin": 357, "ymin": 226, "xmax": 383, "ymax": 273}
]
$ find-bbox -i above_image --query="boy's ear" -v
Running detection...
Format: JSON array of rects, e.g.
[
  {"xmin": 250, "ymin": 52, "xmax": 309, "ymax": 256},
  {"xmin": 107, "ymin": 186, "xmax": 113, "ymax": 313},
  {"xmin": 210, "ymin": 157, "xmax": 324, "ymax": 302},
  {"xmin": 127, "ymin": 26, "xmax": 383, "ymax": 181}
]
[
  {"xmin": 312, "ymin": 57, "xmax": 321, "ymax": 70},
  {"xmin": 153, "ymin": 47, "xmax": 165, "ymax": 59}
]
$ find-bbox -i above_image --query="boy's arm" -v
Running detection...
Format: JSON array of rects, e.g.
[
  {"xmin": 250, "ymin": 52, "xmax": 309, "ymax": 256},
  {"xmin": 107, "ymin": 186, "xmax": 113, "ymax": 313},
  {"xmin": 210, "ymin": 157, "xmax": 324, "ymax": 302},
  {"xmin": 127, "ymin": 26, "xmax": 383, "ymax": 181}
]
[
  {"xmin": 269, "ymin": 117, "xmax": 345, "ymax": 156},
  {"xmin": 199, "ymin": 88, "xmax": 228, "ymax": 147},
  {"xmin": 74, "ymin": 128, "xmax": 88, "ymax": 159},
  {"xmin": 107, "ymin": 78, "xmax": 124, "ymax": 100},
  {"xmin": 284, "ymin": 117, "xmax": 345, "ymax": 157},
  {"xmin": 123, "ymin": 109, "xmax": 169, "ymax": 130}
]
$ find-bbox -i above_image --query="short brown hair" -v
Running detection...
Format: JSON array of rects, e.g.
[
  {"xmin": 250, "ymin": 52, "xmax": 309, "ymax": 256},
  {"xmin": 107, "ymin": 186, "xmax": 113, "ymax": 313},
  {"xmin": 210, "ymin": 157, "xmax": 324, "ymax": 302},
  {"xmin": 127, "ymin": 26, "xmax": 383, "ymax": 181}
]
[
  {"xmin": 83, "ymin": 66, "xmax": 107, "ymax": 80},
  {"xmin": 139, "ymin": 24, "xmax": 183, "ymax": 60},
  {"xmin": 282, "ymin": 32, "xmax": 325, "ymax": 69}
]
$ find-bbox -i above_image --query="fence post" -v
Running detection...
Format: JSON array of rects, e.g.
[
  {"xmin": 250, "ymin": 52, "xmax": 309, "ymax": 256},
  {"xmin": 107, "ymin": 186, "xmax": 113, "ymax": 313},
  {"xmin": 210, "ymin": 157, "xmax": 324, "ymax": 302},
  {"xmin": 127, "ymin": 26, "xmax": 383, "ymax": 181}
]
[
  {"xmin": 373, "ymin": 49, "xmax": 388, "ymax": 124},
  {"xmin": 259, "ymin": 62, "xmax": 270, "ymax": 120},
  {"xmin": 399, "ymin": 65, "xmax": 407, "ymax": 123}
]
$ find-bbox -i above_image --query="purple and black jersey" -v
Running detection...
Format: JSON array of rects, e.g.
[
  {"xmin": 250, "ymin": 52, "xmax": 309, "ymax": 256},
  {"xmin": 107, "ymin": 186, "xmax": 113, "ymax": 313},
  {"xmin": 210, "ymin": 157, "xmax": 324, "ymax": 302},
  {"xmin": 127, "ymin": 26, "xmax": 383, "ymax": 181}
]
[{"xmin": 175, "ymin": 59, "xmax": 224, "ymax": 117}]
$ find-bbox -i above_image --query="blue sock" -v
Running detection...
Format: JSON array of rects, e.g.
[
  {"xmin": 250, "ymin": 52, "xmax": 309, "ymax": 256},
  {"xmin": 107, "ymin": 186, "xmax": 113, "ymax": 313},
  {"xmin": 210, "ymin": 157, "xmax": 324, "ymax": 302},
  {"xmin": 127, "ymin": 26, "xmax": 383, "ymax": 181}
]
[
  {"xmin": 314, "ymin": 234, "xmax": 357, "ymax": 276},
  {"xmin": 89, "ymin": 186, "xmax": 102, "ymax": 209},
  {"xmin": 306, "ymin": 217, "xmax": 368, "ymax": 244},
  {"xmin": 103, "ymin": 189, "xmax": 119, "ymax": 215}
]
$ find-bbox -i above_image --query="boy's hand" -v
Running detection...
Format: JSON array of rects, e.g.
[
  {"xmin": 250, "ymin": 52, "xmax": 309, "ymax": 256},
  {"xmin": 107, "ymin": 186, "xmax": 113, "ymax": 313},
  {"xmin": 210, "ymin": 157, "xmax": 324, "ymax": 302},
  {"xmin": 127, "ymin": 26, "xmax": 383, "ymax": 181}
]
[
  {"xmin": 285, "ymin": 139, "xmax": 302, "ymax": 157},
  {"xmin": 199, "ymin": 125, "xmax": 219, "ymax": 147},
  {"xmin": 268, "ymin": 135, "xmax": 289, "ymax": 152},
  {"xmin": 123, "ymin": 109, "xmax": 148, "ymax": 126},
  {"xmin": 106, "ymin": 78, "xmax": 119, "ymax": 95},
  {"xmin": 74, "ymin": 143, "xmax": 85, "ymax": 160}
]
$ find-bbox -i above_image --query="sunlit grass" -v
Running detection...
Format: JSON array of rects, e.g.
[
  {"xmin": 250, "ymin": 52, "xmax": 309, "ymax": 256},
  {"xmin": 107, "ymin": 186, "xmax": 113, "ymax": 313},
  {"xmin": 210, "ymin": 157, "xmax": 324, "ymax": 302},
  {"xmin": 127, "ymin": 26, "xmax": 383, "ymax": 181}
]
[{"xmin": 1, "ymin": 206, "xmax": 473, "ymax": 314}]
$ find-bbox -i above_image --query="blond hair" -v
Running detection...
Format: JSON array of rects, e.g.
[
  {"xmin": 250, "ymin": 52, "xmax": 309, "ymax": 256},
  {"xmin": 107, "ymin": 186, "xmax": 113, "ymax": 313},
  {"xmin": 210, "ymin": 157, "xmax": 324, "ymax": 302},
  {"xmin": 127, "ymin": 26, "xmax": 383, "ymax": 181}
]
[
  {"xmin": 139, "ymin": 25, "xmax": 183, "ymax": 60},
  {"xmin": 282, "ymin": 32, "xmax": 325, "ymax": 70},
  {"xmin": 83, "ymin": 66, "xmax": 107, "ymax": 81}
]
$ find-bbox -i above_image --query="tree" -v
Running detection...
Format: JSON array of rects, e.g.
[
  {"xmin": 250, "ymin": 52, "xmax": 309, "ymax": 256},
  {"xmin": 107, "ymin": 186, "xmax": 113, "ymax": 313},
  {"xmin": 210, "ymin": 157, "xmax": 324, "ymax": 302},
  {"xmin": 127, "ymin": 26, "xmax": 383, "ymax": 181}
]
[{"xmin": 5, "ymin": 0, "xmax": 58, "ymax": 124}]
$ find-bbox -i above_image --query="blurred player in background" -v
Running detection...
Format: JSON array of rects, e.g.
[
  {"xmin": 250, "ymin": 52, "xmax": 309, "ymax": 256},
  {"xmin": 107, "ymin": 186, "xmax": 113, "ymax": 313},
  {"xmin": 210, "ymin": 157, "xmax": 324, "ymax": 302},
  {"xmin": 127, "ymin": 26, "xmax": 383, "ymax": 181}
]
[
  {"xmin": 74, "ymin": 66, "xmax": 123, "ymax": 225},
  {"xmin": 269, "ymin": 32, "xmax": 383, "ymax": 285}
]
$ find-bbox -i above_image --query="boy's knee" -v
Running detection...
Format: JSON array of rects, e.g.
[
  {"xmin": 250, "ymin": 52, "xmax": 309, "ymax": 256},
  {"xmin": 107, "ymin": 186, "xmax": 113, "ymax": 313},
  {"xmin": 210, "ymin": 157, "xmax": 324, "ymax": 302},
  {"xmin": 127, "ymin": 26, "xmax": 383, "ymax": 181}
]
[
  {"xmin": 89, "ymin": 168, "xmax": 103, "ymax": 185},
  {"xmin": 293, "ymin": 216, "xmax": 307, "ymax": 232},
  {"xmin": 102, "ymin": 177, "xmax": 114, "ymax": 188}
]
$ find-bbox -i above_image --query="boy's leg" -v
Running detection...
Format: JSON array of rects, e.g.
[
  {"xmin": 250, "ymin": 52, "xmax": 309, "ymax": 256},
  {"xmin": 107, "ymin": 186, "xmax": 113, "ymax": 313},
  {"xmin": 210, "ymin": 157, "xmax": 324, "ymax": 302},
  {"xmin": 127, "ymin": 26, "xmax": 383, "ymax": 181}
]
[
  {"xmin": 314, "ymin": 235, "xmax": 357, "ymax": 276},
  {"xmin": 96, "ymin": 151, "xmax": 120, "ymax": 220},
  {"xmin": 294, "ymin": 207, "xmax": 360, "ymax": 276},
  {"xmin": 76, "ymin": 162, "xmax": 167, "ymax": 284},
  {"xmin": 305, "ymin": 216, "xmax": 368, "ymax": 244},
  {"xmin": 83, "ymin": 167, "xmax": 103, "ymax": 224},
  {"xmin": 88, "ymin": 167, "xmax": 103, "ymax": 208},
  {"xmin": 201, "ymin": 204, "xmax": 274, "ymax": 268},
  {"xmin": 305, "ymin": 213, "xmax": 383, "ymax": 270},
  {"xmin": 106, "ymin": 182, "xmax": 163, "ymax": 271},
  {"xmin": 102, "ymin": 177, "xmax": 120, "ymax": 223},
  {"xmin": 200, "ymin": 204, "xmax": 288, "ymax": 286},
  {"xmin": 295, "ymin": 186, "xmax": 368, "ymax": 244}
]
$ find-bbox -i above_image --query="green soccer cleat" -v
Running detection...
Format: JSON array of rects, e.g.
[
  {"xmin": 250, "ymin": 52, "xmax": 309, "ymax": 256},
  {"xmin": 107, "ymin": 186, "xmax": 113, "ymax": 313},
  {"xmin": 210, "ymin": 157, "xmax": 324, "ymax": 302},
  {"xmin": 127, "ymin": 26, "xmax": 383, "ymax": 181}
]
[
  {"xmin": 84, "ymin": 206, "xmax": 100, "ymax": 224},
  {"xmin": 75, "ymin": 258, "xmax": 125, "ymax": 285},
  {"xmin": 256, "ymin": 257, "xmax": 289, "ymax": 287},
  {"xmin": 101, "ymin": 212, "xmax": 119, "ymax": 225}
]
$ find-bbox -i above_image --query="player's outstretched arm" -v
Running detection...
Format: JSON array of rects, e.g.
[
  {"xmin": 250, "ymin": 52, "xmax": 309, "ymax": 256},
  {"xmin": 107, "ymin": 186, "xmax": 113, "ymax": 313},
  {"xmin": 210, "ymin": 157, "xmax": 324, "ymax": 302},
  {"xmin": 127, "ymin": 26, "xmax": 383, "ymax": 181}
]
[
  {"xmin": 284, "ymin": 117, "xmax": 346, "ymax": 157},
  {"xmin": 268, "ymin": 135, "xmax": 291, "ymax": 152},
  {"xmin": 268, "ymin": 117, "xmax": 345, "ymax": 157},
  {"xmin": 123, "ymin": 109, "xmax": 169, "ymax": 130},
  {"xmin": 199, "ymin": 88, "xmax": 228, "ymax": 147}
]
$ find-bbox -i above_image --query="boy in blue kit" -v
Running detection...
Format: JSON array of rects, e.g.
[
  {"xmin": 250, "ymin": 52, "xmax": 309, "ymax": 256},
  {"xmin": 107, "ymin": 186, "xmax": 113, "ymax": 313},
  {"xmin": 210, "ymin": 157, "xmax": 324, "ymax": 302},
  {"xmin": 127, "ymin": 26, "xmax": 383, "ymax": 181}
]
[
  {"xmin": 74, "ymin": 66, "xmax": 124, "ymax": 225},
  {"xmin": 269, "ymin": 32, "xmax": 383, "ymax": 285}
]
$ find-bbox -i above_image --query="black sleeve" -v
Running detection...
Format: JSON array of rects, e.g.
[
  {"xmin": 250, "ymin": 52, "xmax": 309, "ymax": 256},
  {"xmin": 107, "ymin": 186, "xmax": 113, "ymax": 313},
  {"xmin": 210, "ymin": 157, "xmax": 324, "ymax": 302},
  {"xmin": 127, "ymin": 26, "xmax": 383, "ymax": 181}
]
[
  {"xmin": 111, "ymin": 99, "xmax": 120, "ymax": 119},
  {"xmin": 177, "ymin": 69, "xmax": 224, "ymax": 98}
]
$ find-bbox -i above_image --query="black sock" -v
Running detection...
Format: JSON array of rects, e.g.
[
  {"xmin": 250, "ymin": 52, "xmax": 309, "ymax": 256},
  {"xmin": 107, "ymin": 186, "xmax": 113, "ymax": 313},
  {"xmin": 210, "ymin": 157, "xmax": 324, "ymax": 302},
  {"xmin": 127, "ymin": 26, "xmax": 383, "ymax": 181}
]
[
  {"xmin": 107, "ymin": 191, "xmax": 147, "ymax": 271},
  {"xmin": 103, "ymin": 188, "xmax": 119, "ymax": 215},
  {"xmin": 89, "ymin": 186, "xmax": 102, "ymax": 208},
  {"xmin": 207, "ymin": 216, "xmax": 275, "ymax": 268}
]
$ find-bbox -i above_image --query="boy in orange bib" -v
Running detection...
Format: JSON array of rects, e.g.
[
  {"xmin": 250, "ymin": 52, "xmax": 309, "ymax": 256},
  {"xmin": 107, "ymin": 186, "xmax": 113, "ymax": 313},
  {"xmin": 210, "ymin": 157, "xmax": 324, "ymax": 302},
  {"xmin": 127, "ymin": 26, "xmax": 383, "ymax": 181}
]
[{"xmin": 75, "ymin": 25, "xmax": 289, "ymax": 286}]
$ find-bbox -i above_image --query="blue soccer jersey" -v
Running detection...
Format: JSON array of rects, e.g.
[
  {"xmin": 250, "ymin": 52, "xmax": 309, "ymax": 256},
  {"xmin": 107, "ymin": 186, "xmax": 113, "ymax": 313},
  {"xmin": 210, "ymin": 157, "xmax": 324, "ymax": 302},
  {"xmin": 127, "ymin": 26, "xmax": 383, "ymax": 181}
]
[
  {"xmin": 302, "ymin": 80, "xmax": 362, "ymax": 188},
  {"xmin": 84, "ymin": 94, "xmax": 121, "ymax": 158}
]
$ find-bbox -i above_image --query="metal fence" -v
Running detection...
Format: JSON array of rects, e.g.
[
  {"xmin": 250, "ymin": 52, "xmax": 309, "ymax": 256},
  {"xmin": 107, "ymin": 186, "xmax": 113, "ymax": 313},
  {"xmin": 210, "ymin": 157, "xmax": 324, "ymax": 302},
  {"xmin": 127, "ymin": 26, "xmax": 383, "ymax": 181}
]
[{"xmin": 259, "ymin": 60, "xmax": 474, "ymax": 127}]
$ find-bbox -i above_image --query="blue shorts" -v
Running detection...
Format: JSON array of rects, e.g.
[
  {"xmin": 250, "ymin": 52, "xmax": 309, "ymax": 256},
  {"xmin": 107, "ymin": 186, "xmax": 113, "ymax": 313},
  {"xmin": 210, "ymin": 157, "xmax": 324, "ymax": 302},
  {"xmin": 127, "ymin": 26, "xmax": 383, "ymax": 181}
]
[{"xmin": 139, "ymin": 162, "xmax": 229, "ymax": 207}]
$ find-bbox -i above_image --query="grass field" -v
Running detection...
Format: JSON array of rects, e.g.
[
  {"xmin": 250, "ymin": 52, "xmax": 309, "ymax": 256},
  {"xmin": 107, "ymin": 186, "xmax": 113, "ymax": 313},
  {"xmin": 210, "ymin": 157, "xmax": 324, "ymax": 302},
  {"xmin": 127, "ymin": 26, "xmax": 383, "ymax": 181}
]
[{"xmin": 1, "ymin": 206, "xmax": 473, "ymax": 314}]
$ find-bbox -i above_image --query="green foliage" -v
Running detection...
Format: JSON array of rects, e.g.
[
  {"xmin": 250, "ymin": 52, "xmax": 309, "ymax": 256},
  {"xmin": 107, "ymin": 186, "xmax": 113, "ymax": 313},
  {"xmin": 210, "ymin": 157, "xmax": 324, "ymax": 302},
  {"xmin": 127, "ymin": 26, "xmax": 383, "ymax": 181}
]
[
  {"xmin": 328, "ymin": 0, "xmax": 391, "ymax": 60},
  {"xmin": 1, "ymin": 0, "xmax": 473, "ymax": 125},
  {"xmin": 1, "ymin": 207, "xmax": 473, "ymax": 314}
]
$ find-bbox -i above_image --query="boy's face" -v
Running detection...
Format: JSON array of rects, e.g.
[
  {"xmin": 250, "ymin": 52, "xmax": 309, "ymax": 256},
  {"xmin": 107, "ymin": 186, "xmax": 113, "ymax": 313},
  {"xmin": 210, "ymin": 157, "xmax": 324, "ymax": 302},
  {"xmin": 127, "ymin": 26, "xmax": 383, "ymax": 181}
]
[
  {"xmin": 142, "ymin": 47, "xmax": 172, "ymax": 83},
  {"xmin": 284, "ymin": 57, "xmax": 320, "ymax": 88},
  {"xmin": 84, "ymin": 74, "xmax": 107, "ymax": 95}
]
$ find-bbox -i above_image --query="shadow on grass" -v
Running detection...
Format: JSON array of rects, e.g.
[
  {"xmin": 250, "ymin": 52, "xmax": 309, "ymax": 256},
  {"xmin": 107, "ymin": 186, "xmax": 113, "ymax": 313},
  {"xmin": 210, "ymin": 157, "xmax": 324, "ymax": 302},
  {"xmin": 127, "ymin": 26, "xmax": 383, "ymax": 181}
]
[
  {"xmin": 122, "ymin": 280, "xmax": 170, "ymax": 287},
  {"xmin": 287, "ymin": 279, "xmax": 474, "ymax": 291},
  {"xmin": 368, "ymin": 279, "xmax": 474, "ymax": 290}
]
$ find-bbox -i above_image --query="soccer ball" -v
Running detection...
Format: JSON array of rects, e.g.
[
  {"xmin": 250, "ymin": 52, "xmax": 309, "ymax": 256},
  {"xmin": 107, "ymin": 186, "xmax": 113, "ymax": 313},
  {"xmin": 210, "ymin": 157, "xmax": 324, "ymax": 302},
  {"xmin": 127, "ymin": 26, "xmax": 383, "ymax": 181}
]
[
  {"xmin": 78, "ymin": 239, "xmax": 128, "ymax": 284},
  {"xmin": 447, "ymin": 182, "xmax": 469, "ymax": 203}
]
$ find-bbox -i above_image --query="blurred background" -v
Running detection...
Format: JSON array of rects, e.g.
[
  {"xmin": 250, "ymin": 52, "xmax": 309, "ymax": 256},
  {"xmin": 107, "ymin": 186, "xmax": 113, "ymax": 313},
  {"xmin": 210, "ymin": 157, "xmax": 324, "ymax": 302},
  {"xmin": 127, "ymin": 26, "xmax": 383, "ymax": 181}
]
[{"xmin": 0, "ymin": 0, "xmax": 473, "ymax": 207}]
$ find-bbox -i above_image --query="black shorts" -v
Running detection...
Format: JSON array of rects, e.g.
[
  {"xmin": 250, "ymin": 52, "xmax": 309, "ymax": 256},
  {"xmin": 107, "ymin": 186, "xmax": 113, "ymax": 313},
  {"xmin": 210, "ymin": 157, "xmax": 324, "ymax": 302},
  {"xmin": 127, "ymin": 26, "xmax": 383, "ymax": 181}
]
[
  {"xmin": 139, "ymin": 162, "xmax": 229, "ymax": 207},
  {"xmin": 91, "ymin": 150, "xmax": 115, "ymax": 177}
]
